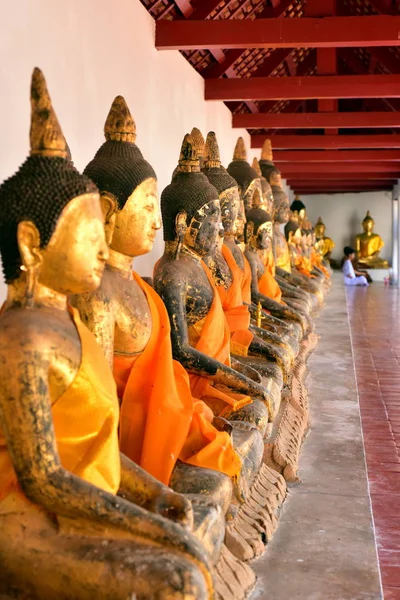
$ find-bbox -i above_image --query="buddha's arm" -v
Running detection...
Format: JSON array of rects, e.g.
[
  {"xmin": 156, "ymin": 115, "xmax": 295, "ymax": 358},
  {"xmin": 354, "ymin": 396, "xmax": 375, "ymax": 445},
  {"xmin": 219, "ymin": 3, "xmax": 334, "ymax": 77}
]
[
  {"xmin": 0, "ymin": 340, "xmax": 210, "ymax": 572},
  {"xmin": 119, "ymin": 454, "xmax": 193, "ymax": 529},
  {"xmin": 276, "ymin": 266, "xmax": 318, "ymax": 294},
  {"xmin": 247, "ymin": 256, "xmax": 304, "ymax": 326},
  {"xmin": 355, "ymin": 237, "xmax": 361, "ymax": 253},
  {"xmin": 71, "ymin": 290, "xmax": 115, "ymax": 368},
  {"xmin": 157, "ymin": 275, "xmax": 271, "ymax": 404}
]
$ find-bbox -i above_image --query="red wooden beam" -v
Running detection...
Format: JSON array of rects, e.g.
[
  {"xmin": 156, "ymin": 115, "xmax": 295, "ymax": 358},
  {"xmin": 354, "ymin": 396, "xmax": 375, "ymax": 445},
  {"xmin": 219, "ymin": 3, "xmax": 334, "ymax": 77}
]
[
  {"xmin": 281, "ymin": 163, "xmax": 399, "ymax": 174},
  {"xmin": 273, "ymin": 150, "xmax": 400, "ymax": 162},
  {"xmin": 286, "ymin": 173, "xmax": 399, "ymax": 180},
  {"xmin": 156, "ymin": 16, "xmax": 400, "ymax": 50},
  {"xmin": 233, "ymin": 111, "xmax": 400, "ymax": 129},
  {"xmin": 293, "ymin": 186, "xmax": 393, "ymax": 193},
  {"xmin": 280, "ymin": 162, "xmax": 399, "ymax": 174},
  {"xmin": 188, "ymin": 0, "xmax": 223, "ymax": 20},
  {"xmin": 251, "ymin": 134, "xmax": 400, "ymax": 149},
  {"xmin": 292, "ymin": 182, "xmax": 394, "ymax": 189},
  {"xmin": 205, "ymin": 74, "xmax": 400, "ymax": 102},
  {"xmin": 368, "ymin": 47, "xmax": 400, "ymax": 75}
]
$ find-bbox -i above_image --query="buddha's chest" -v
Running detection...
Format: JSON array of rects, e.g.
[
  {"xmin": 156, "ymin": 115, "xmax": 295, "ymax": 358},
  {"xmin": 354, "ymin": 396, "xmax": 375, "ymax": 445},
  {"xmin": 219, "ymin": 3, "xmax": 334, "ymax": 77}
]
[
  {"xmin": 206, "ymin": 252, "xmax": 233, "ymax": 291},
  {"xmin": 225, "ymin": 241, "xmax": 244, "ymax": 270},
  {"xmin": 184, "ymin": 263, "xmax": 215, "ymax": 327},
  {"xmin": 113, "ymin": 279, "xmax": 152, "ymax": 355}
]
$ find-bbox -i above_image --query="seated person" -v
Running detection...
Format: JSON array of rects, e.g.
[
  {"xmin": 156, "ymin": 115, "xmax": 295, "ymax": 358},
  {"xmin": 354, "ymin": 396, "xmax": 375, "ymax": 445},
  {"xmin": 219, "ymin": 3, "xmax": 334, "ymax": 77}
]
[{"xmin": 342, "ymin": 247, "xmax": 369, "ymax": 287}]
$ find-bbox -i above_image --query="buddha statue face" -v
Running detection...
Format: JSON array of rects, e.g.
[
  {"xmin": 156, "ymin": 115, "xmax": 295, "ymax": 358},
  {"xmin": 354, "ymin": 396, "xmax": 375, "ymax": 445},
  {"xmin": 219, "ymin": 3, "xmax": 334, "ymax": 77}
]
[
  {"xmin": 242, "ymin": 179, "xmax": 260, "ymax": 211},
  {"xmin": 362, "ymin": 217, "xmax": 374, "ymax": 234},
  {"xmin": 20, "ymin": 192, "xmax": 108, "ymax": 296},
  {"xmin": 234, "ymin": 199, "xmax": 246, "ymax": 239},
  {"xmin": 184, "ymin": 199, "xmax": 221, "ymax": 257},
  {"xmin": 108, "ymin": 177, "xmax": 160, "ymax": 258},
  {"xmin": 275, "ymin": 195, "xmax": 290, "ymax": 224},
  {"xmin": 315, "ymin": 222, "xmax": 325, "ymax": 238},
  {"xmin": 264, "ymin": 188, "xmax": 274, "ymax": 216},
  {"xmin": 220, "ymin": 187, "xmax": 240, "ymax": 235}
]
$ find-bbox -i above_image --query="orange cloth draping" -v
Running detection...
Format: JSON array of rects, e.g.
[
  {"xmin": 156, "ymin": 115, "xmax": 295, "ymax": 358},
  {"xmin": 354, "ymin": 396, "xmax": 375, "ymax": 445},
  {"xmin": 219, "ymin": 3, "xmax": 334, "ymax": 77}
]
[
  {"xmin": 311, "ymin": 249, "xmax": 330, "ymax": 279},
  {"xmin": 258, "ymin": 249, "xmax": 283, "ymax": 303},
  {"xmin": 276, "ymin": 240, "xmax": 292, "ymax": 273},
  {"xmin": 0, "ymin": 307, "xmax": 121, "ymax": 502},
  {"xmin": 116, "ymin": 272, "xmax": 241, "ymax": 483},
  {"xmin": 216, "ymin": 245, "xmax": 254, "ymax": 357},
  {"xmin": 241, "ymin": 255, "xmax": 252, "ymax": 305},
  {"xmin": 188, "ymin": 260, "xmax": 252, "ymax": 419}
]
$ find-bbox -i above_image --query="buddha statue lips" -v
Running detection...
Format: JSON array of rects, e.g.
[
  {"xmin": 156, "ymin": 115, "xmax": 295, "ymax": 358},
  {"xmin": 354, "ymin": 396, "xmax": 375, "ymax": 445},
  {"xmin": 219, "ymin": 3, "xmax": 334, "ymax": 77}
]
[
  {"xmin": 355, "ymin": 211, "xmax": 388, "ymax": 269},
  {"xmin": 0, "ymin": 68, "xmax": 212, "ymax": 599}
]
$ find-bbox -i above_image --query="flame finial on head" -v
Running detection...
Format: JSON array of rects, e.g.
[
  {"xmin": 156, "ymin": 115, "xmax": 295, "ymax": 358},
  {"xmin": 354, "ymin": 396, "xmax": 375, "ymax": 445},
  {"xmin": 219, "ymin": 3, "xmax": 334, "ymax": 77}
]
[
  {"xmin": 104, "ymin": 95, "xmax": 137, "ymax": 143},
  {"xmin": 233, "ymin": 137, "xmax": 247, "ymax": 161},
  {"xmin": 191, "ymin": 127, "xmax": 205, "ymax": 159},
  {"xmin": 178, "ymin": 134, "xmax": 200, "ymax": 173},
  {"xmin": 261, "ymin": 139, "xmax": 273, "ymax": 161},
  {"xmin": 30, "ymin": 67, "xmax": 68, "ymax": 158},
  {"xmin": 204, "ymin": 131, "xmax": 221, "ymax": 169},
  {"xmin": 252, "ymin": 157, "xmax": 262, "ymax": 177}
]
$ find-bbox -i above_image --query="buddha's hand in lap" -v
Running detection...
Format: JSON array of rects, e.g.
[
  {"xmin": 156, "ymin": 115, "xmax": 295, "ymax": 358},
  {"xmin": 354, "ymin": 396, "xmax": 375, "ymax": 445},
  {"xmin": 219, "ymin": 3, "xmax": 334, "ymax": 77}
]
[
  {"xmin": 212, "ymin": 416, "xmax": 233, "ymax": 435},
  {"xmin": 231, "ymin": 358, "xmax": 262, "ymax": 384},
  {"xmin": 149, "ymin": 490, "xmax": 194, "ymax": 530}
]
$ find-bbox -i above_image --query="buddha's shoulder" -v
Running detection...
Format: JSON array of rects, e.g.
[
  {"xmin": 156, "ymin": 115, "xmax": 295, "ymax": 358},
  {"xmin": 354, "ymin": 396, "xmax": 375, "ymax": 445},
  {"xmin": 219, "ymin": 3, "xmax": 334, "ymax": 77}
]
[
  {"xmin": 154, "ymin": 254, "xmax": 199, "ymax": 283},
  {"xmin": 0, "ymin": 308, "xmax": 76, "ymax": 354}
]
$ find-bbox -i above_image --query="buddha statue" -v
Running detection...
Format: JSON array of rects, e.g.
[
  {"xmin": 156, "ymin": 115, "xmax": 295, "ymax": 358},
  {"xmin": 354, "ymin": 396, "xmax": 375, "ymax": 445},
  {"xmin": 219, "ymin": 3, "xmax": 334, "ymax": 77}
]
[
  {"xmin": 290, "ymin": 196, "xmax": 306, "ymax": 229},
  {"xmin": 227, "ymin": 137, "xmax": 261, "ymax": 211},
  {"xmin": 154, "ymin": 133, "xmax": 287, "ymax": 560},
  {"xmin": 252, "ymin": 157, "xmax": 274, "ymax": 215},
  {"xmin": 315, "ymin": 216, "xmax": 335, "ymax": 261},
  {"xmin": 201, "ymin": 131, "xmax": 292, "ymax": 405},
  {"xmin": 0, "ymin": 68, "xmax": 212, "ymax": 599},
  {"xmin": 355, "ymin": 211, "xmax": 388, "ymax": 269}
]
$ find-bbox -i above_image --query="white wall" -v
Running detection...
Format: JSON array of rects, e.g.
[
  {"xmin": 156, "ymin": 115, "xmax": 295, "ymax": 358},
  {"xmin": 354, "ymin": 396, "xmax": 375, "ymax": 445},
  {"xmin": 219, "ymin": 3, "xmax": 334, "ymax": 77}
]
[
  {"xmin": 300, "ymin": 191, "xmax": 393, "ymax": 263},
  {"xmin": 0, "ymin": 0, "xmax": 250, "ymax": 302}
]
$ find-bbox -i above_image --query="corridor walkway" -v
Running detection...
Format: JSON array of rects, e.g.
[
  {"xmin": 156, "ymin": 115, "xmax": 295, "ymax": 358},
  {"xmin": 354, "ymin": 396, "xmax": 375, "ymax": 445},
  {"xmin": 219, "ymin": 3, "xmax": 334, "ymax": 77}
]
[
  {"xmin": 347, "ymin": 282, "xmax": 400, "ymax": 600},
  {"xmin": 251, "ymin": 275, "xmax": 381, "ymax": 599}
]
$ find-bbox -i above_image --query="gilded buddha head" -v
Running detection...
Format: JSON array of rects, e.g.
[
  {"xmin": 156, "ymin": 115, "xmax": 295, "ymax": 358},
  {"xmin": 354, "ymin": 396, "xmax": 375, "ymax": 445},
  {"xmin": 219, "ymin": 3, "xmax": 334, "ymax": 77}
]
[
  {"xmin": 290, "ymin": 197, "xmax": 306, "ymax": 225},
  {"xmin": 284, "ymin": 220, "xmax": 302, "ymax": 245},
  {"xmin": 0, "ymin": 68, "xmax": 106, "ymax": 301},
  {"xmin": 227, "ymin": 137, "xmax": 261, "ymax": 210},
  {"xmin": 252, "ymin": 157, "xmax": 274, "ymax": 214},
  {"xmin": 202, "ymin": 131, "xmax": 240, "ymax": 236},
  {"xmin": 161, "ymin": 134, "xmax": 220, "ymax": 258},
  {"xmin": 259, "ymin": 139, "xmax": 282, "ymax": 187},
  {"xmin": 245, "ymin": 208, "xmax": 273, "ymax": 253},
  {"xmin": 271, "ymin": 185, "xmax": 290, "ymax": 224},
  {"xmin": 362, "ymin": 211, "xmax": 375, "ymax": 234},
  {"xmin": 315, "ymin": 216, "xmax": 326, "ymax": 239},
  {"xmin": 84, "ymin": 96, "xmax": 159, "ymax": 259}
]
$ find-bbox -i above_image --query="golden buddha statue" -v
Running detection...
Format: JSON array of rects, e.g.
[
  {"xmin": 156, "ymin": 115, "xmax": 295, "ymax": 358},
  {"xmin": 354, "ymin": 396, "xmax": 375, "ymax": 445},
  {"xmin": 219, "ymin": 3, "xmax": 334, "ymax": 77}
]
[
  {"xmin": 201, "ymin": 131, "xmax": 292, "ymax": 405},
  {"xmin": 315, "ymin": 216, "xmax": 335, "ymax": 261},
  {"xmin": 252, "ymin": 157, "xmax": 274, "ymax": 215},
  {"xmin": 154, "ymin": 133, "xmax": 287, "ymax": 560},
  {"xmin": 0, "ymin": 68, "xmax": 212, "ymax": 599},
  {"xmin": 227, "ymin": 137, "xmax": 261, "ymax": 211},
  {"xmin": 290, "ymin": 197, "xmax": 306, "ymax": 229},
  {"xmin": 355, "ymin": 211, "xmax": 388, "ymax": 269}
]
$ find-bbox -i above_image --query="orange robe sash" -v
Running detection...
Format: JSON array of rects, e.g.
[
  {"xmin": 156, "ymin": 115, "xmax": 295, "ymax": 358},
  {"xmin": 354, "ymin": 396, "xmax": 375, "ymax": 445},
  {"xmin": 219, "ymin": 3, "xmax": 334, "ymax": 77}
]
[
  {"xmin": 258, "ymin": 249, "xmax": 283, "ymax": 303},
  {"xmin": 217, "ymin": 245, "xmax": 254, "ymax": 357},
  {"xmin": 0, "ymin": 307, "xmax": 121, "ymax": 502},
  {"xmin": 188, "ymin": 260, "xmax": 252, "ymax": 419},
  {"xmin": 241, "ymin": 255, "xmax": 252, "ymax": 305},
  {"xmin": 116, "ymin": 272, "xmax": 241, "ymax": 483}
]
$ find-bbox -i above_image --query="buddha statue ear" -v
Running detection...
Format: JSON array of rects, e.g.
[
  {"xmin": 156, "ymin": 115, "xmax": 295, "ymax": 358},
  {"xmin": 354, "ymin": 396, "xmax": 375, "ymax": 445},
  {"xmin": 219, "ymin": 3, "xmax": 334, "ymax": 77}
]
[
  {"xmin": 17, "ymin": 221, "xmax": 42, "ymax": 308},
  {"xmin": 100, "ymin": 192, "xmax": 118, "ymax": 246},
  {"xmin": 174, "ymin": 210, "xmax": 188, "ymax": 260},
  {"xmin": 245, "ymin": 221, "xmax": 254, "ymax": 245}
]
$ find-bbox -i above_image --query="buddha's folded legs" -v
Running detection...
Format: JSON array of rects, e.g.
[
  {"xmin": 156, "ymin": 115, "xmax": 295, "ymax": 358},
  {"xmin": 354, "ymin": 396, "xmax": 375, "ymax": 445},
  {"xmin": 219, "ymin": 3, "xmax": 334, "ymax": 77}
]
[{"xmin": 0, "ymin": 493, "xmax": 209, "ymax": 600}]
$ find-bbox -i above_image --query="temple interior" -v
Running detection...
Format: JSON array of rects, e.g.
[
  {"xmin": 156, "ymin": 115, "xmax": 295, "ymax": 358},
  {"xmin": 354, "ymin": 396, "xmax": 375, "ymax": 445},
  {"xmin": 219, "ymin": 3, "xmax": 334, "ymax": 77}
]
[{"xmin": 0, "ymin": 1, "xmax": 399, "ymax": 599}]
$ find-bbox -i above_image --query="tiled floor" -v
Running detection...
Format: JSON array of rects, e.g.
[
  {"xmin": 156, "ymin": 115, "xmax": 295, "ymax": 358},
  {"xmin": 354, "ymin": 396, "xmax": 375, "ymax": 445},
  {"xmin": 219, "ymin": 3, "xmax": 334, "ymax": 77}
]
[{"xmin": 347, "ymin": 282, "xmax": 400, "ymax": 600}]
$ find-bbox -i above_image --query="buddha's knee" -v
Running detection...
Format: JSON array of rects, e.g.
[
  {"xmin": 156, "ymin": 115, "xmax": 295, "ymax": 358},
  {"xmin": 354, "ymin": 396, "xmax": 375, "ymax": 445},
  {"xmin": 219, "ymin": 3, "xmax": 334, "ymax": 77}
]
[
  {"xmin": 171, "ymin": 461, "xmax": 233, "ymax": 515},
  {"xmin": 228, "ymin": 399, "xmax": 269, "ymax": 437}
]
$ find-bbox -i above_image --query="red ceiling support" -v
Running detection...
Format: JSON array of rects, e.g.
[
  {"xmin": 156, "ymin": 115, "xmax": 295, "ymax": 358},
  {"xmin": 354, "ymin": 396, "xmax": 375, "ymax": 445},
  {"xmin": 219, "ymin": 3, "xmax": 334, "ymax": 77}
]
[
  {"xmin": 188, "ymin": 0, "xmax": 223, "ymax": 20},
  {"xmin": 201, "ymin": 0, "xmax": 294, "ymax": 79},
  {"xmin": 368, "ymin": 47, "xmax": 400, "ymax": 75},
  {"xmin": 278, "ymin": 163, "xmax": 399, "ymax": 173},
  {"xmin": 233, "ymin": 111, "xmax": 400, "ymax": 129},
  {"xmin": 205, "ymin": 74, "xmax": 400, "ymax": 101},
  {"xmin": 292, "ymin": 186, "xmax": 393, "ymax": 193},
  {"xmin": 273, "ymin": 150, "xmax": 400, "ymax": 162},
  {"xmin": 155, "ymin": 16, "xmax": 400, "ymax": 50},
  {"xmin": 286, "ymin": 172, "xmax": 399, "ymax": 180},
  {"xmin": 251, "ymin": 135, "xmax": 400, "ymax": 149}
]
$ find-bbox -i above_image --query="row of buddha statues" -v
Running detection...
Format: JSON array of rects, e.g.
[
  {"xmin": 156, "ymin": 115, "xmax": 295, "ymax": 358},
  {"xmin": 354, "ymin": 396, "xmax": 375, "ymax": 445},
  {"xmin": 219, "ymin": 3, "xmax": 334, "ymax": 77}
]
[{"xmin": 0, "ymin": 69, "xmax": 332, "ymax": 600}]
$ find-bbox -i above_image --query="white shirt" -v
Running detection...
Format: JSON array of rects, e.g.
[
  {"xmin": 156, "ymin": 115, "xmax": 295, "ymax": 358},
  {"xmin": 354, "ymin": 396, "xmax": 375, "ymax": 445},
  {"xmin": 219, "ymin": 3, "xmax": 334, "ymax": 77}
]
[{"xmin": 343, "ymin": 259, "xmax": 356, "ymax": 279}]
